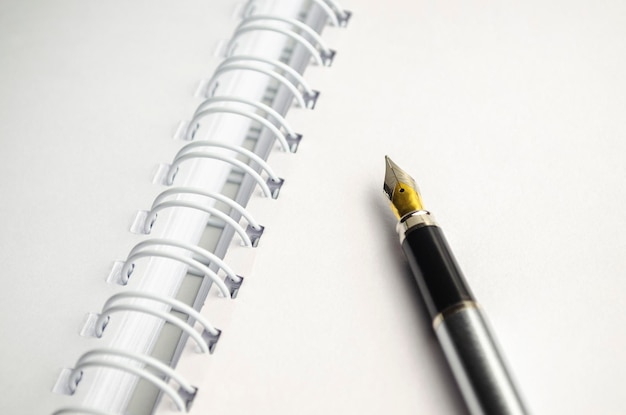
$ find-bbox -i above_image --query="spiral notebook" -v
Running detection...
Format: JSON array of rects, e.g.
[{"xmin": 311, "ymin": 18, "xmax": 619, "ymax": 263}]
[
  {"xmin": 0, "ymin": 0, "xmax": 350, "ymax": 413},
  {"xmin": 3, "ymin": 0, "xmax": 626, "ymax": 414}
]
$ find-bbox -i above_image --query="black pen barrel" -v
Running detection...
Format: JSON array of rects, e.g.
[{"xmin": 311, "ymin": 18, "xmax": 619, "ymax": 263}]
[
  {"xmin": 400, "ymin": 215, "xmax": 528, "ymax": 415},
  {"xmin": 402, "ymin": 224, "xmax": 474, "ymax": 320}
]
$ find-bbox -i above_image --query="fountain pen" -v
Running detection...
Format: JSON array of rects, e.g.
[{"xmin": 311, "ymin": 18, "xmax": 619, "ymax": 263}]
[{"xmin": 383, "ymin": 156, "xmax": 527, "ymax": 415}]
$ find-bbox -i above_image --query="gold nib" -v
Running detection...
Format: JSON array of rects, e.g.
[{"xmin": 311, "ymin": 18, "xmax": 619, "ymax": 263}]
[{"xmin": 383, "ymin": 156, "xmax": 424, "ymax": 219}]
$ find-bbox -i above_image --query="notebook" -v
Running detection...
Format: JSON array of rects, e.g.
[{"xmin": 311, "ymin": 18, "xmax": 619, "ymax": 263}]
[
  {"xmin": 2, "ymin": 0, "xmax": 625, "ymax": 414},
  {"xmin": 0, "ymin": 0, "xmax": 348, "ymax": 413}
]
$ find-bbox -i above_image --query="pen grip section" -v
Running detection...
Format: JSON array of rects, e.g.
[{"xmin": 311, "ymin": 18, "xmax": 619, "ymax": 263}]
[{"xmin": 402, "ymin": 225, "xmax": 474, "ymax": 320}]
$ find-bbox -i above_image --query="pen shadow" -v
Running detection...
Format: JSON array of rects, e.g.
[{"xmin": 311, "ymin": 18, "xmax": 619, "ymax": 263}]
[{"xmin": 370, "ymin": 191, "xmax": 470, "ymax": 415}]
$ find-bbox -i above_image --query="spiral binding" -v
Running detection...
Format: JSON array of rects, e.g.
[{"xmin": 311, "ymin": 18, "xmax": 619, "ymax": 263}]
[
  {"xmin": 66, "ymin": 349, "xmax": 196, "ymax": 411},
  {"xmin": 52, "ymin": 0, "xmax": 350, "ymax": 413},
  {"xmin": 143, "ymin": 199, "xmax": 252, "ymax": 242},
  {"xmin": 206, "ymin": 58, "xmax": 313, "ymax": 109},
  {"xmin": 241, "ymin": 15, "xmax": 335, "ymax": 60},
  {"xmin": 184, "ymin": 96, "xmax": 301, "ymax": 152},
  {"xmin": 115, "ymin": 239, "xmax": 244, "ymax": 296},
  {"xmin": 212, "ymin": 55, "xmax": 319, "ymax": 108},
  {"xmin": 194, "ymin": 96, "xmax": 301, "ymax": 145},
  {"xmin": 143, "ymin": 187, "xmax": 264, "ymax": 245},
  {"xmin": 91, "ymin": 290, "xmax": 221, "ymax": 351},
  {"xmin": 173, "ymin": 140, "xmax": 282, "ymax": 193},
  {"xmin": 228, "ymin": 17, "xmax": 335, "ymax": 66},
  {"xmin": 137, "ymin": 190, "xmax": 259, "ymax": 246},
  {"xmin": 188, "ymin": 105, "xmax": 293, "ymax": 152},
  {"xmin": 166, "ymin": 145, "xmax": 283, "ymax": 199}
]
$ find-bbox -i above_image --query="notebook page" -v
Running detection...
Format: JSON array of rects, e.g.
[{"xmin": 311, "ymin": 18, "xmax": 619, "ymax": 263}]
[{"xmin": 180, "ymin": 0, "xmax": 626, "ymax": 414}]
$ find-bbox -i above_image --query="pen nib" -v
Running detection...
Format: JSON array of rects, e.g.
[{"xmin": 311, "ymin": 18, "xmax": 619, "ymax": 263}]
[{"xmin": 383, "ymin": 156, "xmax": 424, "ymax": 219}]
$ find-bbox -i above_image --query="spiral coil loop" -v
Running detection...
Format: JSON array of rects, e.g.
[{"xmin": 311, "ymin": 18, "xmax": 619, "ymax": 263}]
[
  {"xmin": 204, "ymin": 55, "xmax": 319, "ymax": 109},
  {"xmin": 127, "ymin": 238, "xmax": 245, "ymax": 287},
  {"xmin": 228, "ymin": 24, "xmax": 325, "ymax": 66},
  {"xmin": 175, "ymin": 140, "xmax": 280, "ymax": 181},
  {"xmin": 195, "ymin": 96, "xmax": 298, "ymax": 138},
  {"xmin": 67, "ymin": 349, "xmax": 196, "ymax": 411},
  {"xmin": 144, "ymin": 187, "xmax": 264, "ymax": 245},
  {"xmin": 189, "ymin": 95, "xmax": 302, "ymax": 152},
  {"xmin": 143, "ymin": 198, "xmax": 253, "ymax": 246},
  {"xmin": 187, "ymin": 106, "xmax": 291, "ymax": 152},
  {"xmin": 94, "ymin": 289, "xmax": 222, "ymax": 351},
  {"xmin": 119, "ymin": 241, "xmax": 243, "ymax": 297},
  {"xmin": 237, "ymin": 15, "xmax": 335, "ymax": 65},
  {"xmin": 166, "ymin": 143, "xmax": 284, "ymax": 199},
  {"xmin": 217, "ymin": 55, "xmax": 318, "ymax": 105}
]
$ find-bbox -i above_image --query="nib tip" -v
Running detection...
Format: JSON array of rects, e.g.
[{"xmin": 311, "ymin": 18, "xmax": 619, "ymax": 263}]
[{"xmin": 382, "ymin": 156, "xmax": 424, "ymax": 218}]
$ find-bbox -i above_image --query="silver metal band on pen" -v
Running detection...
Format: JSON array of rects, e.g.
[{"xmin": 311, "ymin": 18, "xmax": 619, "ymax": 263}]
[{"xmin": 396, "ymin": 210, "xmax": 437, "ymax": 243}]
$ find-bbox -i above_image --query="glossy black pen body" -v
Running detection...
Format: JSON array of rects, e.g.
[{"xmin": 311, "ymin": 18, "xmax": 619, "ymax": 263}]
[{"xmin": 383, "ymin": 156, "xmax": 528, "ymax": 415}]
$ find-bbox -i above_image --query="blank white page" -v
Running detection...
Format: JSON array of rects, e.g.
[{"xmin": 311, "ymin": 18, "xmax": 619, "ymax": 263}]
[
  {"xmin": 183, "ymin": 0, "xmax": 626, "ymax": 414},
  {"xmin": 0, "ymin": 1, "xmax": 239, "ymax": 413}
]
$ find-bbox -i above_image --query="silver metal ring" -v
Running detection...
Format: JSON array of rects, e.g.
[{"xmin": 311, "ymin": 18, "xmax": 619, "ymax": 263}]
[{"xmin": 396, "ymin": 210, "xmax": 438, "ymax": 243}]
